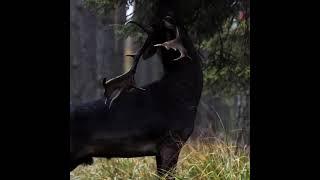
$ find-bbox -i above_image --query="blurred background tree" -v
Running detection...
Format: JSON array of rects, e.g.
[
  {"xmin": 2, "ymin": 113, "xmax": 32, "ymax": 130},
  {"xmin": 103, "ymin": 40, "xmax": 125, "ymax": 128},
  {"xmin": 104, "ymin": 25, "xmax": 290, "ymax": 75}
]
[{"xmin": 70, "ymin": 0, "xmax": 250, "ymax": 148}]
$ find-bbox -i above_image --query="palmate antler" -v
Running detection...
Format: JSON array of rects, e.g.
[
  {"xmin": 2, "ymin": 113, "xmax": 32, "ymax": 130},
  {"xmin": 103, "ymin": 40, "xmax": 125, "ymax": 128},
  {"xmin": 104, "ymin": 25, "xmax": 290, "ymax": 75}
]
[
  {"xmin": 102, "ymin": 21, "xmax": 153, "ymax": 109},
  {"xmin": 154, "ymin": 17, "xmax": 191, "ymax": 61}
]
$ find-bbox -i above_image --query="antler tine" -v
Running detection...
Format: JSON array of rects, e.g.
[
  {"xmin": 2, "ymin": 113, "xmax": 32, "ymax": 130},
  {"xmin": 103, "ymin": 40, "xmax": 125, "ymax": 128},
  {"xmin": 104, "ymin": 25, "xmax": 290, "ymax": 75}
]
[
  {"xmin": 125, "ymin": 21, "xmax": 153, "ymax": 34},
  {"xmin": 127, "ymin": 47, "xmax": 144, "ymax": 74},
  {"xmin": 125, "ymin": 54, "xmax": 136, "ymax": 58}
]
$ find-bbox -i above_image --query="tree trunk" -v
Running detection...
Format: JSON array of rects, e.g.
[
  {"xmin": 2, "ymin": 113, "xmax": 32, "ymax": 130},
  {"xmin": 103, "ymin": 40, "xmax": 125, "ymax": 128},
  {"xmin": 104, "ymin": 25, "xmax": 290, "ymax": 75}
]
[
  {"xmin": 70, "ymin": 0, "xmax": 82, "ymax": 104},
  {"xmin": 236, "ymin": 90, "xmax": 250, "ymax": 152},
  {"xmin": 70, "ymin": 0, "xmax": 126, "ymax": 104},
  {"xmin": 78, "ymin": 4, "xmax": 97, "ymax": 103}
]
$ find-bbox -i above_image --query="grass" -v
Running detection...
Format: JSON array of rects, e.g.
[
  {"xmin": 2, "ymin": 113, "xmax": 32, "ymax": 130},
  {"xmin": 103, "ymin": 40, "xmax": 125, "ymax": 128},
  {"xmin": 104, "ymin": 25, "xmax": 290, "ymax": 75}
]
[{"xmin": 70, "ymin": 139, "xmax": 250, "ymax": 180}]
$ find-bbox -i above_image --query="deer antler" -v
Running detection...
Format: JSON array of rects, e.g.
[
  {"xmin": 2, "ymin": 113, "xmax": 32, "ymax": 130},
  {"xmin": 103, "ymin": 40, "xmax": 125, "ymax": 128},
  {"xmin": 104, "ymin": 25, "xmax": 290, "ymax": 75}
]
[
  {"xmin": 102, "ymin": 21, "xmax": 153, "ymax": 109},
  {"xmin": 154, "ymin": 18, "xmax": 191, "ymax": 61}
]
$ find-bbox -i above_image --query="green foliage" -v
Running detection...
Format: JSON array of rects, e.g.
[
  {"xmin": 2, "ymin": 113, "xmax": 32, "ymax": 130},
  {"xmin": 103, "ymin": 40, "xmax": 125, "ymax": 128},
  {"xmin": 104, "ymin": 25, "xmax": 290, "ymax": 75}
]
[
  {"xmin": 83, "ymin": 0, "xmax": 250, "ymax": 97},
  {"xmin": 202, "ymin": 17, "xmax": 250, "ymax": 96},
  {"xmin": 84, "ymin": 0, "xmax": 118, "ymax": 15},
  {"xmin": 70, "ymin": 141, "xmax": 250, "ymax": 180},
  {"xmin": 113, "ymin": 22, "xmax": 147, "ymax": 45}
]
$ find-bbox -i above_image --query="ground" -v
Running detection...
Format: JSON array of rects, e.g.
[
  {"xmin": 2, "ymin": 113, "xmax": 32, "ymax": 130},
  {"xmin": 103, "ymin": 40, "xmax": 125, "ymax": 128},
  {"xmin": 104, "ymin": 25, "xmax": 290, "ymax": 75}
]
[{"xmin": 70, "ymin": 140, "xmax": 250, "ymax": 180}]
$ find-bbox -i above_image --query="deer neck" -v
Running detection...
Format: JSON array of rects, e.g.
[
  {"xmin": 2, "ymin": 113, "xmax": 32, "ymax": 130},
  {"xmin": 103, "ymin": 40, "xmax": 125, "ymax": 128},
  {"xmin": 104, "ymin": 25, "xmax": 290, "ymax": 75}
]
[
  {"xmin": 159, "ymin": 52, "xmax": 203, "ymax": 111},
  {"xmin": 159, "ymin": 26, "xmax": 203, "ymax": 107}
]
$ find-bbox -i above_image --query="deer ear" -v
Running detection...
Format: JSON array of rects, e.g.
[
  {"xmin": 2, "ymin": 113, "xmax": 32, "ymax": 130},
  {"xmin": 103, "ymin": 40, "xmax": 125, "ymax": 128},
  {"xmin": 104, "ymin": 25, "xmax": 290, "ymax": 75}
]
[{"xmin": 107, "ymin": 88, "xmax": 124, "ymax": 109}]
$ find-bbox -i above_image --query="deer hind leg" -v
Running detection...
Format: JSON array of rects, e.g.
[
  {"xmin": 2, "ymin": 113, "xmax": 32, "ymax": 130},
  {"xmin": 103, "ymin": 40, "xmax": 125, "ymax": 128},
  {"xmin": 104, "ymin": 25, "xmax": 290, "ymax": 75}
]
[
  {"xmin": 70, "ymin": 145, "xmax": 93, "ymax": 172},
  {"xmin": 156, "ymin": 142, "xmax": 183, "ymax": 180},
  {"xmin": 70, "ymin": 153, "xmax": 80, "ymax": 172},
  {"xmin": 70, "ymin": 154, "xmax": 93, "ymax": 172}
]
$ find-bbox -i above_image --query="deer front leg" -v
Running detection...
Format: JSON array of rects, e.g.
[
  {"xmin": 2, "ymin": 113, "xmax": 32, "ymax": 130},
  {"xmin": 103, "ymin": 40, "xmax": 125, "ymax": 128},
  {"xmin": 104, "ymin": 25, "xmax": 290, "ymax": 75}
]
[{"xmin": 156, "ymin": 143, "xmax": 182, "ymax": 180}]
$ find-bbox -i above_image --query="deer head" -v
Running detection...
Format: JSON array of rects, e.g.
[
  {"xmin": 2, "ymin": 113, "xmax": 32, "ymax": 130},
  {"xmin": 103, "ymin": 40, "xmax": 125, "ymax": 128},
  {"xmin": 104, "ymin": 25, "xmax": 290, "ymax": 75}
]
[
  {"xmin": 102, "ymin": 16, "xmax": 191, "ymax": 109},
  {"xmin": 154, "ymin": 16, "xmax": 191, "ymax": 61}
]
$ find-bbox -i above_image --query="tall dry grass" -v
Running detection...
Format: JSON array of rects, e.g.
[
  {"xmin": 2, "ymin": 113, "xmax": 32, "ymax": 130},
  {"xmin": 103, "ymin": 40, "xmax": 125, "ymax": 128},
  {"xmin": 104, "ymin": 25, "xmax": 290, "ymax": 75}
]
[{"xmin": 71, "ymin": 139, "xmax": 250, "ymax": 180}]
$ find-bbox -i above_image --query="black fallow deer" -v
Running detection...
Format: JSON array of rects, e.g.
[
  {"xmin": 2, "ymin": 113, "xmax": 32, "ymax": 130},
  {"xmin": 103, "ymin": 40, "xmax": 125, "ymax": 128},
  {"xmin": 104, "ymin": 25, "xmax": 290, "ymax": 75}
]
[{"xmin": 70, "ymin": 16, "xmax": 203, "ymax": 179}]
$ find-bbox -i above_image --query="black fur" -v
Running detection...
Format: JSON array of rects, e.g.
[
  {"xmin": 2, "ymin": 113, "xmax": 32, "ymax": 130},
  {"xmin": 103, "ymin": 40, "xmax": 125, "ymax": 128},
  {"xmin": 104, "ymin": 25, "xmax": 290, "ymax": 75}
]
[{"xmin": 70, "ymin": 18, "xmax": 203, "ymax": 179}]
